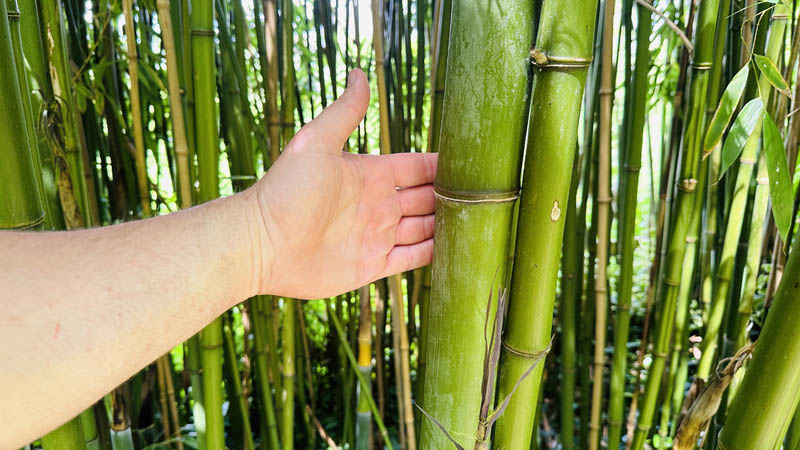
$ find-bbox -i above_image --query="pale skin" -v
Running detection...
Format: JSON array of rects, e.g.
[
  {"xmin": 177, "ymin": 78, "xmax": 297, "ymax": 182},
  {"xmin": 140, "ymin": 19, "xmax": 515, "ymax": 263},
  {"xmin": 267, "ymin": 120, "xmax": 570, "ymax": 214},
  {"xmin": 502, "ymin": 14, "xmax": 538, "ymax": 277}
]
[{"xmin": 0, "ymin": 69, "xmax": 437, "ymax": 448}]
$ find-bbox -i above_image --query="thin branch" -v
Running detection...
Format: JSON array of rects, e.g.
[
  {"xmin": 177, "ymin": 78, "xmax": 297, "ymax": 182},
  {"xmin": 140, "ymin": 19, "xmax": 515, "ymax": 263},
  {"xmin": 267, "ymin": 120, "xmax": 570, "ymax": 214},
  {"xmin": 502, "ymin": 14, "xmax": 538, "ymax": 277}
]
[{"xmin": 636, "ymin": 0, "xmax": 694, "ymax": 55}]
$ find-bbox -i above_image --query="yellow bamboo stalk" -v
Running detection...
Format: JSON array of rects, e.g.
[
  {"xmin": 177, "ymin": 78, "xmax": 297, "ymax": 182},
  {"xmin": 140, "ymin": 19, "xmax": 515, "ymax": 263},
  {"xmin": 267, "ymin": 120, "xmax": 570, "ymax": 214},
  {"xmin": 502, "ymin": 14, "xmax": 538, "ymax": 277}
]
[
  {"xmin": 388, "ymin": 275, "xmax": 415, "ymax": 450},
  {"xmin": 589, "ymin": 0, "xmax": 615, "ymax": 448},
  {"xmin": 156, "ymin": 0, "xmax": 192, "ymax": 209},
  {"xmin": 122, "ymin": 0, "xmax": 150, "ymax": 216}
]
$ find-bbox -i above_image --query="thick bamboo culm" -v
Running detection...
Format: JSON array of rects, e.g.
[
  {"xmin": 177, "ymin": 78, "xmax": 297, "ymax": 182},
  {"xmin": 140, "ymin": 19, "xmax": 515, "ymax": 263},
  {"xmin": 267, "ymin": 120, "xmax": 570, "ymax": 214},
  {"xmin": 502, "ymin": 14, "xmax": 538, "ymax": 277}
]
[
  {"xmin": 417, "ymin": 1, "xmax": 534, "ymax": 448},
  {"xmin": 493, "ymin": 1, "xmax": 598, "ymax": 449}
]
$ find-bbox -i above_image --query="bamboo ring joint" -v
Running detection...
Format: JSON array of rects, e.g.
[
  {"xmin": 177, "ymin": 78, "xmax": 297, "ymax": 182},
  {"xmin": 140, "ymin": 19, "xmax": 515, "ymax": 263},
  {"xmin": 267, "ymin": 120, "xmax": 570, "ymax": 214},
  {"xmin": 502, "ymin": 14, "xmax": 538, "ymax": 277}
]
[
  {"xmin": 433, "ymin": 188, "xmax": 519, "ymax": 204},
  {"xmin": 190, "ymin": 29, "xmax": 215, "ymax": 37},
  {"xmin": 501, "ymin": 338, "xmax": 552, "ymax": 360},
  {"xmin": 530, "ymin": 49, "xmax": 592, "ymax": 71},
  {"xmin": 7, "ymin": 10, "xmax": 21, "ymax": 20},
  {"xmin": 690, "ymin": 62, "xmax": 712, "ymax": 71}
]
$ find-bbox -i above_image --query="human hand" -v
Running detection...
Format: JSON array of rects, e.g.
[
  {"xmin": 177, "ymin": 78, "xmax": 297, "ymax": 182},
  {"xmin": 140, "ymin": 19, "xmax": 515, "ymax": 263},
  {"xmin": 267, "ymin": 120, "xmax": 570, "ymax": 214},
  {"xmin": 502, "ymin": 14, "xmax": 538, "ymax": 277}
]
[{"xmin": 246, "ymin": 69, "xmax": 437, "ymax": 299}]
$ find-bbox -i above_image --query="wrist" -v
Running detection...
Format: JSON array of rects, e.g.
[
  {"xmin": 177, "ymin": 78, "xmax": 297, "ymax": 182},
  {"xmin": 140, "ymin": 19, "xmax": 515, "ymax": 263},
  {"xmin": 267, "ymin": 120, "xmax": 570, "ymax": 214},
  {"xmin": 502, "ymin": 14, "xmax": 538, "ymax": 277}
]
[{"xmin": 237, "ymin": 186, "xmax": 275, "ymax": 298}]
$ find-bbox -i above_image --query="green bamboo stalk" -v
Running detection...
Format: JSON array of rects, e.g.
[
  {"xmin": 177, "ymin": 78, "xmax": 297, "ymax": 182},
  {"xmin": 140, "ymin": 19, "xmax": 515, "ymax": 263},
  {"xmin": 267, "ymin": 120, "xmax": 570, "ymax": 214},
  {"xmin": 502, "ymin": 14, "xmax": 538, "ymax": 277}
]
[
  {"xmin": 39, "ymin": 0, "xmax": 91, "ymax": 229},
  {"xmin": 189, "ymin": 0, "xmax": 223, "ymax": 447},
  {"xmin": 630, "ymin": 1, "xmax": 720, "ymax": 447},
  {"xmin": 157, "ymin": 0, "xmax": 192, "ymax": 210},
  {"xmin": 280, "ymin": 298, "xmax": 296, "ymax": 450},
  {"xmin": 607, "ymin": 5, "xmax": 650, "ymax": 447},
  {"xmin": 41, "ymin": 417, "xmax": 85, "ymax": 450},
  {"xmin": 493, "ymin": 1, "xmax": 598, "ymax": 449},
  {"xmin": 589, "ymin": 1, "xmax": 615, "ymax": 448},
  {"xmin": 559, "ymin": 153, "xmax": 582, "ymax": 450},
  {"xmin": 0, "ymin": 0, "xmax": 43, "ymax": 231},
  {"xmin": 415, "ymin": 1, "xmax": 534, "ymax": 447},
  {"xmin": 250, "ymin": 296, "xmax": 281, "ymax": 450},
  {"xmin": 263, "ymin": 0, "xmax": 280, "ymax": 166},
  {"xmin": 122, "ymin": 0, "xmax": 150, "ymax": 217},
  {"xmin": 697, "ymin": 6, "xmax": 787, "ymax": 379},
  {"xmin": 719, "ymin": 163, "xmax": 800, "ymax": 449},
  {"xmin": 223, "ymin": 313, "xmax": 256, "ymax": 450},
  {"xmin": 327, "ymin": 300, "xmax": 393, "ymax": 450}
]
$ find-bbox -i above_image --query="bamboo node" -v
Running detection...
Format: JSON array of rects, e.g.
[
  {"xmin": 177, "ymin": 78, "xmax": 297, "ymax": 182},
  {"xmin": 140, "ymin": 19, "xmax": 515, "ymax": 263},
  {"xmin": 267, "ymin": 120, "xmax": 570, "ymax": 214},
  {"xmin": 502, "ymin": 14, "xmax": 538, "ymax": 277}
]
[
  {"xmin": 433, "ymin": 187, "xmax": 519, "ymax": 204},
  {"xmin": 757, "ymin": 176, "xmax": 769, "ymax": 185},
  {"xmin": 663, "ymin": 278, "xmax": 680, "ymax": 287},
  {"xmin": 530, "ymin": 49, "xmax": 592, "ymax": 71},
  {"xmin": 625, "ymin": 165, "xmax": 642, "ymax": 173},
  {"xmin": 677, "ymin": 178, "xmax": 698, "ymax": 192},
  {"xmin": 685, "ymin": 236, "xmax": 698, "ymax": 243},
  {"xmin": 772, "ymin": 14, "xmax": 789, "ymax": 20},
  {"xmin": 3, "ymin": 213, "xmax": 46, "ymax": 230},
  {"xmin": 690, "ymin": 62, "xmax": 712, "ymax": 71},
  {"xmin": 7, "ymin": 10, "xmax": 21, "ymax": 20},
  {"xmin": 501, "ymin": 338, "xmax": 552, "ymax": 360},
  {"xmin": 739, "ymin": 158, "xmax": 756, "ymax": 165},
  {"xmin": 190, "ymin": 28, "xmax": 215, "ymax": 37}
]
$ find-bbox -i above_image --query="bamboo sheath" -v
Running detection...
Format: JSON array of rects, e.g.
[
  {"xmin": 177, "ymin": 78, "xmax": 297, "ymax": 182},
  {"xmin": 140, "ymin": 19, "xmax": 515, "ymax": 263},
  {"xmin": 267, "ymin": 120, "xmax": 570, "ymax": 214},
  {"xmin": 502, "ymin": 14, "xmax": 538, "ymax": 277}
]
[
  {"xmin": 493, "ymin": 1, "xmax": 597, "ymax": 449},
  {"xmin": 417, "ymin": 1, "xmax": 534, "ymax": 448}
]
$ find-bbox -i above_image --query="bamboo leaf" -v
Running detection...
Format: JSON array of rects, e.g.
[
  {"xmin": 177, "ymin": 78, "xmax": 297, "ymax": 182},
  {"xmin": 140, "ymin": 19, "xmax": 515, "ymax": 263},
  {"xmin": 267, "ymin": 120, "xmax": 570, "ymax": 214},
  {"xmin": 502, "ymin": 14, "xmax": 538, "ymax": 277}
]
[
  {"xmin": 754, "ymin": 54, "xmax": 791, "ymax": 96},
  {"xmin": 720, "ymin": 98, "xmax": 764, "ymax": 177},
  {"xmin": 762, "ymin": 113, "xmax": 793, "ymax": 241},
  {"xmin": 704, "ymin": 65, "xmax": 749, "ymax": 152}
]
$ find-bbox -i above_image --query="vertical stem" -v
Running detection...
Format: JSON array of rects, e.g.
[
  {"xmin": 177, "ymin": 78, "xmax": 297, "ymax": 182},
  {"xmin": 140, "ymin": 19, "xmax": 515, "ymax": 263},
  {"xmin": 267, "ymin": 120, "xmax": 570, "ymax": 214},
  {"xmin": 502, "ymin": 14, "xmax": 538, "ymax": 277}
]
[{"xmin": 122, "ymin": 0, "xmax": 151, "ymax": 216}]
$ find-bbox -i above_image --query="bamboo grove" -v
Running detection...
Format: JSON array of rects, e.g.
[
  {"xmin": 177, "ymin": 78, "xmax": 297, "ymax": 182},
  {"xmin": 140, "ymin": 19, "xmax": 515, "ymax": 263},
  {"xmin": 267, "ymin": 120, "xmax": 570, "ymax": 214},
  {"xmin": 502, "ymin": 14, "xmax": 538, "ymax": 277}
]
[{"xmin": 6, "ymin": 0, "xmax": 800, "ymax": 449}]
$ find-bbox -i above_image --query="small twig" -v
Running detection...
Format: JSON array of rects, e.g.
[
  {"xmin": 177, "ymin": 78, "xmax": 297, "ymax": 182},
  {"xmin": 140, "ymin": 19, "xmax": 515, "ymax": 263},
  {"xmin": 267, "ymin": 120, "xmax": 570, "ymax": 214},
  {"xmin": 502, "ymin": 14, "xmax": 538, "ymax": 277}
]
[
  {"xmin": 305, "ymin": 404, "xmax": 339, "ymax": 449},
  {"xmin": 636, "ymin": 0, "xmax": 694, "ymax": 55}
]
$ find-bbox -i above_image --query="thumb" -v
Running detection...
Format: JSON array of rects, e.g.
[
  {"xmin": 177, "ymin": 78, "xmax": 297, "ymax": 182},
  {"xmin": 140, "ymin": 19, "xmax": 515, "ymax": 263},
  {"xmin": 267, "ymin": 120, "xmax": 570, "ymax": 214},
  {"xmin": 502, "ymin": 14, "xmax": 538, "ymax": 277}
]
[{"xmin": 300, "ymin": 68, "xmax": 369, "ymax": 151}]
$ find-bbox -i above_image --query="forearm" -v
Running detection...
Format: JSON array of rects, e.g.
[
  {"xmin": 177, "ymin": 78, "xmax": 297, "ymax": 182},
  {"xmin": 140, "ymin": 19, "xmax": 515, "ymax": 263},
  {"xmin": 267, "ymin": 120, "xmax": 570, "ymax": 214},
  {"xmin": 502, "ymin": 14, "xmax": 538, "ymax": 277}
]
[{"xmin": 0, "ymin": 191, "xmax": 264, "ymax": 446}]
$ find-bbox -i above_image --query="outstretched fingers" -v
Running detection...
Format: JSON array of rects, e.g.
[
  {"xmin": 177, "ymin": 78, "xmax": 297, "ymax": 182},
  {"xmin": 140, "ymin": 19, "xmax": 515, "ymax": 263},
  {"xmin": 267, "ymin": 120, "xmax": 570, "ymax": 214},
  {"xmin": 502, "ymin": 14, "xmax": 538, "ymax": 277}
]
[
  {"xmin": 377, "ymin": 238, "xmax": 434, "ymax": 280},
  {"xmin": 397, "ymin": 184, "xmax": 435, "ymax": 216},
  {"xmin": 395, "ymin": 214, "xmax": 435, "ymax": 246},
  {"xmin": 386, "ymin": 152, "xmax": 438, "ymax": 187}
]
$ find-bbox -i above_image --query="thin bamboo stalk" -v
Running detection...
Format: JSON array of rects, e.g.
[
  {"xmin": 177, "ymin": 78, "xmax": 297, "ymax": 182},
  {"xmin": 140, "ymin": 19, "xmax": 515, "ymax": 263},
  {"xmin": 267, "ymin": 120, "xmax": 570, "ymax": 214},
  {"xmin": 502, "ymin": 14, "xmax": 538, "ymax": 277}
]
[
  {"xmin": 697, "ymin": 6, "xmax": 787, "ymax": 379},
  {"xmin": 493, "ymin": 1, "xmax": 598, "ymax": 449},
  {"xmin": 607, "ymin": 4, "xmax": 650, "ymax": 448},
  {"xmin": 251, "ymin": 296, "xmax": 281, "ymax": 449},
  {"xmin": 122, "ymin": 0, "xmax": 150, "ymax": 217},
  {"xmin": 190, "ymin": 0, "xmax": 223, "ymax": 447},
  {"xmin": 589, "ymin": 0, "xmax": 615, "ymax": 447},
  {"xmin": 389, "ymin": 274, "xmax": 415, "ymax": 450},
  {"xmin": 263, "ymin": 0, "xmax": 280, "ymax": 166},
  {"xmin": 223, "ymin": 313, "xmax": 256, "ymax": 450},
  {"xmin": 630, "ymin": 1, "xmax": 720, "ymax": 447},
  {"xmin": 156, "ymin": 0, "xmax": 191, "ymax": 210},
  {"xmin": 356, "ymin": 284, "xmax": 373, "ymax": 450}
]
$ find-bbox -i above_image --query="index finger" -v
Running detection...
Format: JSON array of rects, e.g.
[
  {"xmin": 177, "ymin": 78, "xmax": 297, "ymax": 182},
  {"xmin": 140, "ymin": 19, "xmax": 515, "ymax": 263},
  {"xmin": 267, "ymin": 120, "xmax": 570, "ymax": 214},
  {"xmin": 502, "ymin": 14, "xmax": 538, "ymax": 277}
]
[{"xmin": 385, "ymin": 152, "xmax": 438, "ymax": 187}]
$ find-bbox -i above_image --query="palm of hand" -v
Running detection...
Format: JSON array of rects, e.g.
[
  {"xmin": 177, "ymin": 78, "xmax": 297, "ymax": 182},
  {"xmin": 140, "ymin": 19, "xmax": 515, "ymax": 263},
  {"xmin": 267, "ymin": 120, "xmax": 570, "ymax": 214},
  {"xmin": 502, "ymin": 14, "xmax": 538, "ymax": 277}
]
[{"xmin": 251, "ymin": 69, "xmax": 437, "ymax": 299}]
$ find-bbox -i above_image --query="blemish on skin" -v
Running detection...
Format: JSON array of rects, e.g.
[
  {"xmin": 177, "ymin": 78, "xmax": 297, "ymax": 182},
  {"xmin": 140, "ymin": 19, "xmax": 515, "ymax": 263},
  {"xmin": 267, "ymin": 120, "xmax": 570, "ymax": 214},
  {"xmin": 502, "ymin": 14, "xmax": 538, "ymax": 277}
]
[
  {"xmin": 550, "ymin": 201, "xmax": 561, "ymax": 222},
  {"xmin": 54, "ymin": 322, "xmax": 60, "ymax": 339}
]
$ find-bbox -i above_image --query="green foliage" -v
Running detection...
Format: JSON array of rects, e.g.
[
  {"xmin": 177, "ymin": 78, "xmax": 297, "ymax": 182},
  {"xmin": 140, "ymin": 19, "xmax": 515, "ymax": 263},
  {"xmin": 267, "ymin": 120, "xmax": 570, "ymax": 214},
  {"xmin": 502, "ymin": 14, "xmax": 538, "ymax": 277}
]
[{"xmin": 720, "ymin": 98, "xmax": 763, "ymax": 177}]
